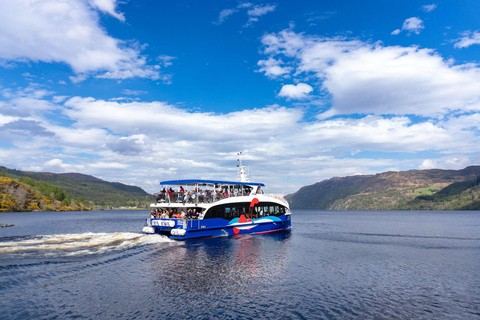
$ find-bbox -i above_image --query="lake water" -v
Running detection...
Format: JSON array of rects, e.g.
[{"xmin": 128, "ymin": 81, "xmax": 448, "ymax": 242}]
[{"xmin": 0, "ymin": 210, "xmax": 479, "ymax": 319}]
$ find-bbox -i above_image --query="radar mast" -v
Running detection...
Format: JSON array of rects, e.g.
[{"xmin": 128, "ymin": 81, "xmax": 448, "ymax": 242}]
[{"xmin": 237, "ymin": 152, "xmax": 249, "ymax": 182}]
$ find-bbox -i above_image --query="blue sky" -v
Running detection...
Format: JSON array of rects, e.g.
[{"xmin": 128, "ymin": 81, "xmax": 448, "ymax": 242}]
[{"xmin": 1, "ymin": 0, "xmax": 480, "ymax": 194}]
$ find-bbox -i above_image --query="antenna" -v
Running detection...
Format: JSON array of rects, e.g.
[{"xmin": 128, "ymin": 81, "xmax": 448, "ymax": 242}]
[{"xmin": 237, "ymin": 152, "xmax": 249, "ymax": 182}]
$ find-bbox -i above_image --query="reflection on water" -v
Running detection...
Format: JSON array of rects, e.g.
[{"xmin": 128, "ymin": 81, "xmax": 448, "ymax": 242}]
[
  {"xmin": 148, "ymin": 232, "xmax": 292, "ymax": 297},
  {"xmin": 142, "ymin": 231, "xmax": 292, "ymax": 319}
]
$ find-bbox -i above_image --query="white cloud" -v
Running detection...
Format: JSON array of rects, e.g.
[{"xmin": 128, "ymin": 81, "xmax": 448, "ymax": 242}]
[
  {"xmin": 392, "ymin": 17, "xmax": 425, "ymax": 35},
  {"xmin": 420, "ymin": 159, "xmax": 437, "ymax": 169},
  {"xmin": 245, "ymin": 4, "xmax": 276, "ymax": 26},
  {"xmin": 257, "ymin": 58, "xmax": 292, "ymax": 78},
  {"xmin": 1, "ymin": 83, "xmax": 480, "ymax": 194},
  {"xmin": 89, "ymin": 161, "xmax": 129, "ymax": 169},
  {"xmin": 52, "ymin": 95, "xmax": 69, "ymax": 103},
  {"xmin": 121, "ymin": 89, "xmax": 148, "ymax": 96},
  {"xmin": 215, "ymin": 3, "xmax": 276, "ymax": 27},
  {"xmin": 278, "ymin": 83, "xmax": 313, "ymax": 99},
  {"xmin": 247, "ymin": 4, "xmax": 276, "ymax": 17},
  {"xmin": 454, "ymin": 31, "xmax": 480, "ymax": 49},
  {"xmin": 63, "ymin": 97, "xmax": 303, "ymax": 141},
  {"xmin": 216, "ymin": 8, "xmax": 237, "ymax": 24},
  {"xmin": 391, "ymin": 29, "xmax": 401, "ymax": 36},
  {"xmin": 89, "ymin": 0, "xmax": 125, "ymax": 21},
  {"xmin": 259, "ymin": 29, "xmax": 480, "ymax": 117},
  {"xmin": 420, "ymin": 156, "xmax": 471, "ymax": 170},
  {"xmin": 402, "ymin": 17, "xmax": 425, "ymax": 34},
  {"xmin": 43, "ymin": 158, "xmax": 85, "ymax": 172},
  {"xmin": 157, "ymin": 55, "xmax": 176, "ymax": 67},
  {"xmin": 422, "ymin": 4, "xmax": 437, "ymax": 12},
  {"xmin": 303, "ymin": 115, "xmax": 478, "ymax": 154},
  {"xmin": 0, "ymin": 0, "xmax": 160, "ymax": 81}
]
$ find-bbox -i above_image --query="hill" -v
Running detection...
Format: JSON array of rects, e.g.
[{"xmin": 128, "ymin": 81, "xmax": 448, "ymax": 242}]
[
  {"xmin": 0, "ymin": 166, "xmax": 154, "ymax": 208},
  {"xmin": 286, "ymin": 166, "xmax": 480, "ymax": 210},
  {"xmin": 0, "ymin": 176, "xmax": 90, "ymax": 212}
]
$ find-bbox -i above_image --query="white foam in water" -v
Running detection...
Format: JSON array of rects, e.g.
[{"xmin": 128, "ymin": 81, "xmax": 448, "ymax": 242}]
[{"xmin": 0, "ymin": 232, "xmax": 173, "ymax": 256}]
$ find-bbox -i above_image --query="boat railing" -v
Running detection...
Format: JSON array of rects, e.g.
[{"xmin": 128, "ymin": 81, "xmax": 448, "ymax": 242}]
[
  {"xmin": 266, "ymin": 193, "xmax": 288, "ymax": 205},
  {"xmin": 155, "ymin": 191, "xmax": 288, "ymax": 205},
  {"xmin": 155, "ymin": 191, "xmax": 251, "ymax": 204}
]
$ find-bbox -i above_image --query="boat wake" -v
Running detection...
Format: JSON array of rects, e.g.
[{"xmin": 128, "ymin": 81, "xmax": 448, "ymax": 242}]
[{"xmin": 0, "ymin": 232, "xmax": 173, "ymax": 257}]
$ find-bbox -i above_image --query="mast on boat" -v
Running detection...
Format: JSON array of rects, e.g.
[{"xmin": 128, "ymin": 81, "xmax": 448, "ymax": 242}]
[{"xmin": 237, "ymin": 152, "xmax": 249, "ymax": 182}]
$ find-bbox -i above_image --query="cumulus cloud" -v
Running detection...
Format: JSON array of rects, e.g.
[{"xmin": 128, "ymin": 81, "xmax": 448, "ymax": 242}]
[
  {"xmin": 63, "ymin": 97, "xmax": 303, "ymax": 141},
  {"xmin": 259, "ymin": 29, "xmax": 480, "ymax": 117},
  {"xmin": 257, "ymin": 58, "xmax": 292, "ymax": 78},
  {"xmin": 392, "ymin": 17, "xmax": 425, "ymax": 35},
  {"xmin": 107, "ymin": 135, "xmax": 147, "ymax": 155},
  {"xmin": 420, "ymin": 156, "xmax": 472, "ymax": 170},
  {"xmin": 0, "ymin": 119, "xmax": 55, "ymax": 142},
  {"xmin": 43, "ymin": 159, "xmax": 85, "ymax": 172},
  {"xmin": 278, "ymin": 83, "xmax": 313, "ymax": 99},
  {"xmin": 454, "ymin": 31, "xmax": 480, "ymax": 49},
  {"xmin": 0, "ymin": 0, "xmax": 160, "ymax": 81},
  {"xmin": 1, "ymin": 82, "xmax": 480, "ymax": 193}
]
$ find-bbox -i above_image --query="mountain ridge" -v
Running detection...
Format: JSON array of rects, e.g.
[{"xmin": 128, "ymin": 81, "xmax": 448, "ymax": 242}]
[{"xmin": 286, "ymin": 166, "xmax": 480, "ymax": 210}]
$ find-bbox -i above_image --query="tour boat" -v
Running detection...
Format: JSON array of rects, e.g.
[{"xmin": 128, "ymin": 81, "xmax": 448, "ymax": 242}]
[{"xmin": 142, "ymin": 155, "xmax": 291, "ymax": 240}]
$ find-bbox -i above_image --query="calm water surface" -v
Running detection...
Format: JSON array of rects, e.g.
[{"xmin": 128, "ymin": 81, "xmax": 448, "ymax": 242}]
[{"xmin": 0, "ymin": 210, "xmax": 479, "ymax": 319}]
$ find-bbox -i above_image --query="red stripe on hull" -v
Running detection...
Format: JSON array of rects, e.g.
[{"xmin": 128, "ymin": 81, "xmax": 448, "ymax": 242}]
[{"xmin": 252, "ymin": 228, "xmax": 288, "ymax": 235}]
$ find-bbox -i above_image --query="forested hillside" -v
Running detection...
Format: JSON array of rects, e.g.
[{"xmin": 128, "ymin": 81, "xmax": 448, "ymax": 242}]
[
  {"xmin": 0, "ymin": 166, "xmax": 155, "ymax": 209},
  {"xmin": 286, "ymin": 166, "xmax": 480, "ymax": 210},
  {"xmin": 0, "ymin": 176, "xmax": 90, "ymax": 212}
]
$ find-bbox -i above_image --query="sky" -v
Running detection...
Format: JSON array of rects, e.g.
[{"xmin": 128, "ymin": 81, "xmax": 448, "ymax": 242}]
[{"xmin": 1, "ymin": 0, "xmax": 480, "ymax": 194}]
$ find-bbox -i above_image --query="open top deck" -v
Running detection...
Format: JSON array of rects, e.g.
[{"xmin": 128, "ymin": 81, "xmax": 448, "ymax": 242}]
[{"xmin": 152, "ymin": 179, "xmax": 287, "ymax": 208}]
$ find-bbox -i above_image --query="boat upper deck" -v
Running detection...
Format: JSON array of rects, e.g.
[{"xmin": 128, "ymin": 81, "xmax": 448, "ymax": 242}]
[{"xmin": 152, "ymin": 179, "xmax": 288, "ymax": 207}]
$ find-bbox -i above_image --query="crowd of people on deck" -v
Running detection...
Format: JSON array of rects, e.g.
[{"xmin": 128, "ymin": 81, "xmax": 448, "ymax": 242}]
[
  {"xmin": 155, "ymin": 186, "xmax": 260, "ymax": 204},
  {"xmin": 149, "ymin": 208, "xmax": 200, "ymax": 220}
]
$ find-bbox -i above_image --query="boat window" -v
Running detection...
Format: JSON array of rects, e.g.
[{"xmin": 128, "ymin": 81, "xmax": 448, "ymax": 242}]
[
  {"xmin": 225, "ymin": 207, "xmax": 232, "ymax": 219},
  {"xmin": 255, "ymin": 206, "xmax": 263, "ymax": 217},
  {"xmin": 203, "ymin": 202, "xmax": 288, "ymax": 219}
]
